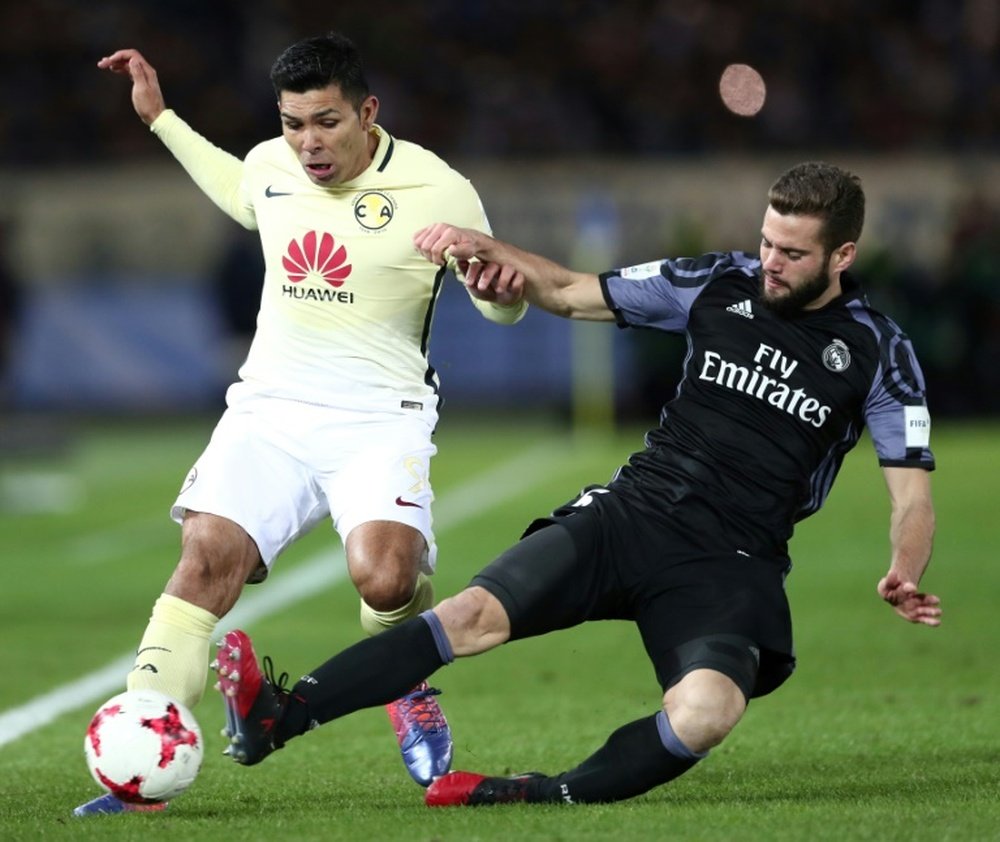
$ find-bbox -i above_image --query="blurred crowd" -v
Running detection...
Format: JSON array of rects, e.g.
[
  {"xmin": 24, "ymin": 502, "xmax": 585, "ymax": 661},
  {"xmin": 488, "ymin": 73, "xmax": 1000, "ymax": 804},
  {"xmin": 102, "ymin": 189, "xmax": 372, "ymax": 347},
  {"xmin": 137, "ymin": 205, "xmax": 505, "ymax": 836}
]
[
  {"xmin": 0, "ymin": 0, "xmax": 998, "ymax": 418},
  {"xmin": 2, "ymin": 0, "xmax": 997, "ymax": 162},
  {"xmin": 862, "ymin": 191, "xmax": 1000, "ymax": 417}
]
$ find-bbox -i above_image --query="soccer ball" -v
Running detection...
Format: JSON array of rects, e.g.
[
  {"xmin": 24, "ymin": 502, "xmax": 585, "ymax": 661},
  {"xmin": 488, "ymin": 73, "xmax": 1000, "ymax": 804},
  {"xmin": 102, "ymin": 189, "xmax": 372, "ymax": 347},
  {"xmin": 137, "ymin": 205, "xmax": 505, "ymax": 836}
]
[{"xmin": 83, "ymin": 689, "xmax": 204, "ymax": 804}]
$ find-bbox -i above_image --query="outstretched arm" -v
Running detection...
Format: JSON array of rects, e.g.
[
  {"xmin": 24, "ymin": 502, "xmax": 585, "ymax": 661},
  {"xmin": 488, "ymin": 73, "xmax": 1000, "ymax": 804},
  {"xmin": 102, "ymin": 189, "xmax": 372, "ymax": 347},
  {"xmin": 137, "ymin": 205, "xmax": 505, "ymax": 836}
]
[
  {"xmin": 876, "ymin": 467, "xmax": 940, "ymax": 626},
  {"xmin": 97, "ymin": 48, "xmax": 254, "ymax": 229},
  {"xmin": 97, "ymin": 49, "xmax": 166, "ymax": 125},
  {"xmin": 414, "ymin": 223, "xmax": 613, "ymax": 321}
]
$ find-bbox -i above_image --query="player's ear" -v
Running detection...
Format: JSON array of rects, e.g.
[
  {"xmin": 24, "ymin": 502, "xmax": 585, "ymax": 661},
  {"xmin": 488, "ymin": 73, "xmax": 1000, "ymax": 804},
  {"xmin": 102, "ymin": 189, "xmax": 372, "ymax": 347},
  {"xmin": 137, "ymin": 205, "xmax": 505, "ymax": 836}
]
[
  {"xmin": 831, "ymin": 242, "xmax": 856, "ymax": 273},
  {"xmin": 359, "ymin": 95, "xmax": 379, "ymax": 131}
]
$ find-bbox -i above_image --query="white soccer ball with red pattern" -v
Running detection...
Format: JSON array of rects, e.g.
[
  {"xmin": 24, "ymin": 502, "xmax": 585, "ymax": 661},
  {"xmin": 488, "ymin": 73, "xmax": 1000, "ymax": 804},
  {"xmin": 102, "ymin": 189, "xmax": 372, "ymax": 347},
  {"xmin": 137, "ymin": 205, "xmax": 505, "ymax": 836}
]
[{"xmin": 83, "ymin": 689, "xmax": 204, "ymax": 804}]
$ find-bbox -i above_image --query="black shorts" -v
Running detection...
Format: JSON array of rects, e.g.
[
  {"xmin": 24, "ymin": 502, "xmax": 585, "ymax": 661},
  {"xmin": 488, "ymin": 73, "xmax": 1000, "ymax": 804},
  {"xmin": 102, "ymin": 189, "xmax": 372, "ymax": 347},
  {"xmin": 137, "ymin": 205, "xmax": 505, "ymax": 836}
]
[{"xmin": 470, "ymin": 487, "xmax": 796, "ymax": 698}]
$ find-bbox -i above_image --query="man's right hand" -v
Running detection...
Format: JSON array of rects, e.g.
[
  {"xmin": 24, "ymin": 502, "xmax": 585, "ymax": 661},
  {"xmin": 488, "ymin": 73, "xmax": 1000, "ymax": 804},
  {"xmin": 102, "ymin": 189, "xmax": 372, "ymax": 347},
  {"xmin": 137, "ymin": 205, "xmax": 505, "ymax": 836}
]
[
  {"xmin": 414, "ymin": 224, "xmax": 525, "ymax": 307},
  {"xmin": 97, "ymin": 49, "xmax": 166, "ymax": 126}
]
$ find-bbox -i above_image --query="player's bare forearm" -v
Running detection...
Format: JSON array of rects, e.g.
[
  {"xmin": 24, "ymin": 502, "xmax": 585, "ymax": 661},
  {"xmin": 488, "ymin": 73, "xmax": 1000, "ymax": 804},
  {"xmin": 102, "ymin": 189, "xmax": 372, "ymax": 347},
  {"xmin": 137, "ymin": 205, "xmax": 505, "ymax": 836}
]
[
  {"xmin": 97, "ymin": 48, "xmax": 166, "ymax": 125},
  {"xmin": 888, "ymin": 496, "xmax": 935, "ymax": 584},
  {"xmin": 414, "ymin": 224, "xmax": 611, "ymax": 321},
  {"xmin": 878, "ymin": 467, "xmax": 940, "ymax": 625}
]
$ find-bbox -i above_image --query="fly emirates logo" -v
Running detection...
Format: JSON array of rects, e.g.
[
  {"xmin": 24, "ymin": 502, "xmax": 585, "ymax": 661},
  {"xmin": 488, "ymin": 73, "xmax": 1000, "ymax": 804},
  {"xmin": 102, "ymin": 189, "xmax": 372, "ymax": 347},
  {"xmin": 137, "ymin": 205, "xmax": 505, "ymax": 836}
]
[{"xmin": 699, "ymin": 343, "xmax": 832, "ymax": 428}]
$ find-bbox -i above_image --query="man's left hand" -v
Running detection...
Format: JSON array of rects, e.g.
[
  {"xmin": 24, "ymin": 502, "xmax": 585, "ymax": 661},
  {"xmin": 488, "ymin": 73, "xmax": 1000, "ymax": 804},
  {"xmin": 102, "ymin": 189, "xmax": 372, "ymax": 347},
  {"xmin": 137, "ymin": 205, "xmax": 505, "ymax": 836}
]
[{"xmin": 877, "ymin": 570, "xmax": 942, "ymax": 626}]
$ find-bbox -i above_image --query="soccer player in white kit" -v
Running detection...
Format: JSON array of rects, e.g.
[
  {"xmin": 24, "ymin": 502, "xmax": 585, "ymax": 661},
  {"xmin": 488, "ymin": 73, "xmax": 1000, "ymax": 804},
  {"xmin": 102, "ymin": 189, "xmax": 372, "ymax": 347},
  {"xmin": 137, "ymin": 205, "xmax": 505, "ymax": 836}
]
[{"xmin": 76, "ymin": 33, "xmax": 527, "ymax": 817}]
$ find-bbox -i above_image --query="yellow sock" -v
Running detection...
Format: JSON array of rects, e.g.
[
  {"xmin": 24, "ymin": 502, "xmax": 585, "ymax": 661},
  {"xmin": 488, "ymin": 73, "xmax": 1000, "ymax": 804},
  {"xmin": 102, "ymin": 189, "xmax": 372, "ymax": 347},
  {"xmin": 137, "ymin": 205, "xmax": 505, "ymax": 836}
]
[
  {"xmin": 126, "ymin": 593, "xmax": 219, "ymax": 709},
  {"xmin": 359, "ymin": 572, "xmax": 434, "ymax": 636}
]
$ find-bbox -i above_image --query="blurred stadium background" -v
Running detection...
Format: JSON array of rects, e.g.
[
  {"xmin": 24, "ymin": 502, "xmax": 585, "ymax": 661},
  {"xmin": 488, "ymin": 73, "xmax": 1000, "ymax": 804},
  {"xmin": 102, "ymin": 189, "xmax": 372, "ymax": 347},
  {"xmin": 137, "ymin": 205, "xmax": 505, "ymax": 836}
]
[{"xmin": 0, "ymin": 0, "xmax": 997, "ymax": 437}]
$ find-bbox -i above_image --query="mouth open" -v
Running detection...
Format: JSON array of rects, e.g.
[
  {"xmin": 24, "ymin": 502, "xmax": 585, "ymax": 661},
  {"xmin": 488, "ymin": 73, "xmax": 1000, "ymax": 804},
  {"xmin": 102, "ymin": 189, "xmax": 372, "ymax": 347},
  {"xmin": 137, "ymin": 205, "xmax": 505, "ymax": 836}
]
[{"xmin": 305, "ymin": 162, "xmax": 333, "ymax": 180}]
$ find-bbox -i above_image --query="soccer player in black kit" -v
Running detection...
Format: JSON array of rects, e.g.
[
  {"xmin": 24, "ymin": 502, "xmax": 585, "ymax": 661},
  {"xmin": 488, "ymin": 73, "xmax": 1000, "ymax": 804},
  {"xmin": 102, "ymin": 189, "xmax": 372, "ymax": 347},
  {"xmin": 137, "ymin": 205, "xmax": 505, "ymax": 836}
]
[{"xmin": 213, "ymin": 162, "xmax": 941, "ymax": 806}]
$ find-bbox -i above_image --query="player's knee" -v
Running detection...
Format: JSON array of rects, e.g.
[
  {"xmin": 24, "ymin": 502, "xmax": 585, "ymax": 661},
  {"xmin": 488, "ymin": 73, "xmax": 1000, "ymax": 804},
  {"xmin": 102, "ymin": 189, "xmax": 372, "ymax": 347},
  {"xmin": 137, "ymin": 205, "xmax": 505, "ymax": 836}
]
[
  {"xmin": 663, "ymin": 669, "xmax": 747, "ymax": 751},
  {"xmin": 435, "ymin": 586, "xmax": 510, "ymax": 655},
  {"xmin": 349, "ymin": 550, "xmax": 421, "ymax": 609},
  {"xmin": 657, "ymin": 634, "xmax": 759, "ymax": 752},
  {"xmin": 356, "ymin": 573, "xmax": 418, "ymax": 611},
  {"xmin": 170, "ymin": 513, "xmax": 259, "ymax": 613},
  {"xmin": 347, "ymin": 522, "xmax": 425, "ymax": 610}
]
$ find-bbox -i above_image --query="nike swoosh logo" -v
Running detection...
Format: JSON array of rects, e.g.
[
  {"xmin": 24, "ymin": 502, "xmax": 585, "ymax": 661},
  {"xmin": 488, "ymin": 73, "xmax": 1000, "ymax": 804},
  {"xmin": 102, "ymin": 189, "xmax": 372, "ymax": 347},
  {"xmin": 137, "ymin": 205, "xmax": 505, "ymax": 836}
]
[
  {"xmin": 395, "ymin": 496, "xmax": 423, "ymax": 509},
  {"xmin": 265, "ymin": 185, "xmax": 293, "ymax": 198}
]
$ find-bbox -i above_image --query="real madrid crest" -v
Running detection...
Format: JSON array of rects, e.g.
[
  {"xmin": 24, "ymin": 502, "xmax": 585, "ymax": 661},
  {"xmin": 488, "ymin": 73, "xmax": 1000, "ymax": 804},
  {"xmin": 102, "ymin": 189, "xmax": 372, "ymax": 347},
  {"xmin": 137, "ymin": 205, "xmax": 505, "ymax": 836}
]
[
  {"xmin": 353, "ymin": 190, "xmax": 395, "ymax": 231},
  {"xmin": 822, "ymin": 339, "xmax": 851, "ymax": 372}
]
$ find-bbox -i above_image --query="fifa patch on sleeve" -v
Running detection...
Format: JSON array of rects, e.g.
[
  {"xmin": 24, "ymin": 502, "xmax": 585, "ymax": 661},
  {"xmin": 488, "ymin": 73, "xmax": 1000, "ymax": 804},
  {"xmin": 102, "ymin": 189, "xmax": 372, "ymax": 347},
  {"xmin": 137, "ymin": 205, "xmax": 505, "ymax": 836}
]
[
  {"xmin": 619, "ymin": 261, "xmax": 662, "ymax": 280},
  {"xmin": 904, "ymin": 406, "xmax": 931, "ymax": 448}
]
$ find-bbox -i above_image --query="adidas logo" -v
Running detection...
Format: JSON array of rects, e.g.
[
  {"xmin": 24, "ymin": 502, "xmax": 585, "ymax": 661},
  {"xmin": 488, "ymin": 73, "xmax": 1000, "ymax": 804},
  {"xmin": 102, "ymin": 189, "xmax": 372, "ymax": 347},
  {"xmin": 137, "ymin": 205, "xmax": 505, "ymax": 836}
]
[{"xmin": 726, "ymin": 299, "xmax": 754, "ymax": 319}]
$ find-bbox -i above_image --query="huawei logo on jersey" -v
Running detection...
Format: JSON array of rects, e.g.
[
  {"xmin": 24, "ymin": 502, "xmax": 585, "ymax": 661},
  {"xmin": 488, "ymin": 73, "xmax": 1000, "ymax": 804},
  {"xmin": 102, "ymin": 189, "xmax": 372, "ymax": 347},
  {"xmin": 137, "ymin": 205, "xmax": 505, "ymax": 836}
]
[{"xmin": 282, "ymin": 231, "xmax": 352, "ymax": 287}]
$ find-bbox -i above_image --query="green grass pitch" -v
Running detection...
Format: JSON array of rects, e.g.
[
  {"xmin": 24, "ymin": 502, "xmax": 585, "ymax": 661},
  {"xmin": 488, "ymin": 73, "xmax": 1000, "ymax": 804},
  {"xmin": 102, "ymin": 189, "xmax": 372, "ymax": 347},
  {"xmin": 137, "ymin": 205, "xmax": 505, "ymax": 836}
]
[{"xmin": 0, "ymin": 414, "xmax": 998, "ymax": 840}]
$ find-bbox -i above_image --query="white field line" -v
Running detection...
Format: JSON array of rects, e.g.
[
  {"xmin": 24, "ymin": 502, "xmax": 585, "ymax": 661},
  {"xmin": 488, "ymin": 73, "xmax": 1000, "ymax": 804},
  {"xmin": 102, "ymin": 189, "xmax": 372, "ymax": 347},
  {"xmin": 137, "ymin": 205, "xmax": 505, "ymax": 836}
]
[
  {"xmin": 0, "ymin": 440, "xmax": 567, "ymax": 749},
  {"xmin": 68, "ymin": 513, "xmax": 173, "ymax": 566}
]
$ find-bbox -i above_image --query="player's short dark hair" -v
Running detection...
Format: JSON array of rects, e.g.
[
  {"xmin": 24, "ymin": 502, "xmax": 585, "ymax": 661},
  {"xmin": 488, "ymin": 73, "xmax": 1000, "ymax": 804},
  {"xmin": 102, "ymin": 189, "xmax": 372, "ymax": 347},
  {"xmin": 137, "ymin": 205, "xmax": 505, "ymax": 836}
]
[
  {"xmin": 269, "ymin": 33, "xmax": 370, "ymax": 110},
  {"xmin": 767, "ymin": 162, "xmax": 865, "ymax": 255}
]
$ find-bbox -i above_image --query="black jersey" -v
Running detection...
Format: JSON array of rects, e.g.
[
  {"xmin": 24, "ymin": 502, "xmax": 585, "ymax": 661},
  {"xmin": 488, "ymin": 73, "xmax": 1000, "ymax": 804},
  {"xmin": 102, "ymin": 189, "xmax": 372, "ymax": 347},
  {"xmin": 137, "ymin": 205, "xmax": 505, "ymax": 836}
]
[{"xmin": 598, "ymin": 251, "xmax": 934, "ymax": 559}]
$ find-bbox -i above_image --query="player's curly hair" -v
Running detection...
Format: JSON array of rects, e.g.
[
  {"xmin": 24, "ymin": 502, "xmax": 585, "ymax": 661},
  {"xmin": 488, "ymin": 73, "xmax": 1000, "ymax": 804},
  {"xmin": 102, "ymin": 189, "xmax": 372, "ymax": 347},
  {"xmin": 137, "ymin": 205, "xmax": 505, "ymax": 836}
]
[
  {"xmin": 768, "ymin": 162, "xmax": 865, "ymax": 256},
  {"xmin": 269, "ymin": 32, "xmax": 370, "ymax": 111}
]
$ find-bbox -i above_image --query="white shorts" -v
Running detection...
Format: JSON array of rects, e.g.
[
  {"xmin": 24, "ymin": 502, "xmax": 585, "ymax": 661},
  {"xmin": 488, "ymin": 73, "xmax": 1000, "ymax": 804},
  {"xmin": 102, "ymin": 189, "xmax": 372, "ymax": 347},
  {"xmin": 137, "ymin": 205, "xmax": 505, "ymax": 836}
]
[{"xmin": 171, "ymin": 392, "xmax": 438, "ymax": 579}]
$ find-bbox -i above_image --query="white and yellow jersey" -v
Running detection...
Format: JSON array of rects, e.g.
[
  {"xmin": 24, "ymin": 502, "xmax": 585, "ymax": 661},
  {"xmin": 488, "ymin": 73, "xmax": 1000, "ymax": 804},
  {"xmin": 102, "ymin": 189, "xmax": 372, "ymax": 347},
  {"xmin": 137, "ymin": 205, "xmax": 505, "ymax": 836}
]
[{"xmin": 151, "ymin": 110, "xmax": 526, "ymax": 411}]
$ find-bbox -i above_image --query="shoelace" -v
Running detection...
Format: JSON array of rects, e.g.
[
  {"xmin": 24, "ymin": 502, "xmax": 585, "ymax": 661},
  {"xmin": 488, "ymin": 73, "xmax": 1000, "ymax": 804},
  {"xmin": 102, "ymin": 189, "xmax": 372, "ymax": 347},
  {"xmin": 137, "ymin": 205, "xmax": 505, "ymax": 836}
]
[
  {"xmin": 262, "ymin": 655, "xmax": 291, "ymax": 698},
  {"xmin": 397, "ymin": 685, "xmax": 446, "ymax": 732}
]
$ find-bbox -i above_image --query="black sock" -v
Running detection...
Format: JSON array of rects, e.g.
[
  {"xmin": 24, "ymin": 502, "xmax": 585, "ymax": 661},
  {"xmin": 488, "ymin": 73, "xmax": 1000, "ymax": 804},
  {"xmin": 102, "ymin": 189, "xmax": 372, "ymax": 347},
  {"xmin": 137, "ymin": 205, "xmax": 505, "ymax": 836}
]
[
  {"xmin": 530, "ymin": 713, "xmax": 704, "ymax": 803},
  {"xmin": 277, "ymin": 614, "xmax": 450, "ymax": 743}
]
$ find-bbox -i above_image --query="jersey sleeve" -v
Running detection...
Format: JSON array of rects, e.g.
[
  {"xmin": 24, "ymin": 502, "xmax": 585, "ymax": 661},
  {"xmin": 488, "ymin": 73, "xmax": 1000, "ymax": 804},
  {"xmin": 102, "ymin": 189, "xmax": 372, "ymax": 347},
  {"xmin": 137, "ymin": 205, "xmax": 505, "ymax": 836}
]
[
  {"xmin": 599, "ymin": 251, "xmax": 759, "ymax": 331},
  {"xmin": 150, "ymin": 109, "xmax": 256, "ymax": 230},
  {"xmin": 860, "ymin": 313, "xmax": 936, "ymax": 470},
  {"xmin": 456, "ymin": 185, "xmax": 528, "ymax": 325},
  {"xmin": 469, "ymin": 295, "xmax": 528, "ymax": 325}
]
